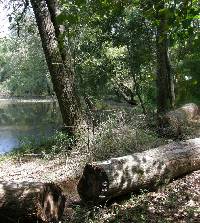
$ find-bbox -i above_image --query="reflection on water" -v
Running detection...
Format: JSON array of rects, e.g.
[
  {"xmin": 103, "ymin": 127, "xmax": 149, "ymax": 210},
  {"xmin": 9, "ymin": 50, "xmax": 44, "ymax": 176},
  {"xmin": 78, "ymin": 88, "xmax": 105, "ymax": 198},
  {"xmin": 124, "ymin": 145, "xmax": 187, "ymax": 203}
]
[{"xmin": 0, "ymin": 100, "xmax": 62, "ymax": 153}]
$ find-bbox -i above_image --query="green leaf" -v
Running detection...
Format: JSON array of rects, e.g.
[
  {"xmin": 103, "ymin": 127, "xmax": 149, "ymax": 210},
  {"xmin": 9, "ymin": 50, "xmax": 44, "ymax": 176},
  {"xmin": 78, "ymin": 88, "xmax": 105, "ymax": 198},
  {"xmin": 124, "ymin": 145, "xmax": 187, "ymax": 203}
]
[
  {"xmin": 56, "ymin": 13, "xmax": 66, "ymax": 25},
  {"xmin": 182, "ymin": 19, "xmax": 191, "ymax": 28},
  {"xmin": 159, "ymin": 8, "xmax": 170, "ymax": 17}
]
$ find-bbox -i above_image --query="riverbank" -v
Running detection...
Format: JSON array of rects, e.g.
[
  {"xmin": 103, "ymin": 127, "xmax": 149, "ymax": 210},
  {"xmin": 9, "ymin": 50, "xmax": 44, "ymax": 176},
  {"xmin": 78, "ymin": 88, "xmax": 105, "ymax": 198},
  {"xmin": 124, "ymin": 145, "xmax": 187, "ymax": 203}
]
[
  {"xmin": 0, "ymin": 98, "xmax": 61, "ymax": 153},
  {"xmin": 0, "ymin": 105, "xmax": 199, "ymax": 222},
  {"xmin": 0, "ymin": 96, "xmax": 57, "ymax": 103}
]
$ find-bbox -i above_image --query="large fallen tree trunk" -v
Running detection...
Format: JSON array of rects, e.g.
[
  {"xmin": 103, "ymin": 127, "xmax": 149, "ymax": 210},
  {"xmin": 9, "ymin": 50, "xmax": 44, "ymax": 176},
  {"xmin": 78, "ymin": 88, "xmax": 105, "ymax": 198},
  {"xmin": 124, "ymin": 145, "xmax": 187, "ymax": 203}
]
[
  {"xmin": 159, "ymin": 103, "xmax": 199, "ymax": 137},
  {"xmin": 0, "ymin": 182, "xmax": 65, "ymax": 223},
  {"xmin": 78, "ymin": 138, "xmax": 200, "ymax": 204}
]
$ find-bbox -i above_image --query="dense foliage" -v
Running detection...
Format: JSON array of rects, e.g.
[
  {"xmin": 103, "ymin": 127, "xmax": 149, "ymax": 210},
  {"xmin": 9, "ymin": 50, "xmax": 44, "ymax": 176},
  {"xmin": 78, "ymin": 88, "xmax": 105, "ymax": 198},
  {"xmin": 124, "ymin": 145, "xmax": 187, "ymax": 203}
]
[
  {"xmin": 0, "ymin": 13, "xmax": 53, "ymax": 96},
  {"xmin": 0, "ymin": 0, "xmax": 199, "ymax": 107}
]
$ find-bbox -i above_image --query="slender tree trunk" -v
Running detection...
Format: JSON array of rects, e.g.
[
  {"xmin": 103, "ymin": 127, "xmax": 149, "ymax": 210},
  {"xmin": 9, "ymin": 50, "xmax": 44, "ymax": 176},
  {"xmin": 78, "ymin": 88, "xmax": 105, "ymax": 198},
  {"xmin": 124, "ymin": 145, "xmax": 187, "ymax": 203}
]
[
  {"xmin": 156, "ymin": 4, "xmax": 175, "ymax": 114},
  {"xmin": 132, "ymin": 71, "xmax": 147, "ymax": 115},
  {"xmin": 30, "ymin": 0, "xmax": 82, "ymax": 136},
  {"xmin": 127, "ymin": 46, "xmax": 146, "ymax": 114}
]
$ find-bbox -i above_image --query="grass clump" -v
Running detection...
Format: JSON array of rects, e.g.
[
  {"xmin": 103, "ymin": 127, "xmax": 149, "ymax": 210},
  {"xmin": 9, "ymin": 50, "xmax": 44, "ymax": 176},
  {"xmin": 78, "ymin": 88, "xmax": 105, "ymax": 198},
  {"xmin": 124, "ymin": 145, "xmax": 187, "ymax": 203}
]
[
  {"xmin": 90, "ymin": 109, "xmax": 166, "ymax": 161},
  {"xmin": 9, "ymin": 130, "xmax": 75, "ymax": 157}
]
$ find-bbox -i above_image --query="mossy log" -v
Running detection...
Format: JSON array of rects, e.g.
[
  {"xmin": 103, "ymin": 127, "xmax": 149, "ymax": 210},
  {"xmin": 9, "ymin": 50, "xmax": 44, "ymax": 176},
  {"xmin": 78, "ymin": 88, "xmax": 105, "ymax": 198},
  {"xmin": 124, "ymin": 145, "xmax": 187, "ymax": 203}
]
[
  {"xmin": 0, "ymin": 182, "xmax": 65, "ymax": 223},
  {"xmin": 78, "ymin": 138, "xmax": 200, "ymax": 204}
]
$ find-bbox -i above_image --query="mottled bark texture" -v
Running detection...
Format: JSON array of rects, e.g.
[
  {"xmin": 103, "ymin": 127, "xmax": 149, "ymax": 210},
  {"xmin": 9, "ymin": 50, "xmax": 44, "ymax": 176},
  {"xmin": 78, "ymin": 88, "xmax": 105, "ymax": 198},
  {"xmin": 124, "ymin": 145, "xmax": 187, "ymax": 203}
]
[
  {"xmin": 30, "ymin": 0, "xmax": 82, "ymax": 136},
  {"xmin": 156, "ymin": 3, "xmax": 175, "ymax": 114},
  {"xmin": 78, "ymin": 138, "xmax": 200, "ymax": 204},
  {"xmin": 0, "ymin": 182, "xmax": 65, "ymax": 222}
]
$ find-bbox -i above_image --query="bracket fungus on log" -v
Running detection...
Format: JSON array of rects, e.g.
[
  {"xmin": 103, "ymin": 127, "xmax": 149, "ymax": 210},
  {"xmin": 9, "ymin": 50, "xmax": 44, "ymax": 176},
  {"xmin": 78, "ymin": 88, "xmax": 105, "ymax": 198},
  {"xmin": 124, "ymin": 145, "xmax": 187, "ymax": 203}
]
[{"xmin": 78, "ymin": 138, "xmax": 200, "ymax": 204}]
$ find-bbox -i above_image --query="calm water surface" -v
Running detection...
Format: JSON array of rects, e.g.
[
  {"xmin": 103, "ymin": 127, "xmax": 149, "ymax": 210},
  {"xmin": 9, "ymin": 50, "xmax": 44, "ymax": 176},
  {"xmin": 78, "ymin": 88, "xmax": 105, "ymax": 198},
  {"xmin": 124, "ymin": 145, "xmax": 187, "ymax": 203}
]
[{"xmin": 0, "ymin": 99, "xmax": 62, "ymax": 154}]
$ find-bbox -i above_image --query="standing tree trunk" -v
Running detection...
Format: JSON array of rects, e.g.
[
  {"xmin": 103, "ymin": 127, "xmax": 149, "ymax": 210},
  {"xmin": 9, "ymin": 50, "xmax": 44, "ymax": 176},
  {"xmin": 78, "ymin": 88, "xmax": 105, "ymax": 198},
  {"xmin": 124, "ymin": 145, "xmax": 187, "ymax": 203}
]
[
  {"xmin": 30, "ymin": 0, "xmax": 82, "ymax": 136},
  {"xmin": 156, "ymin": 3, "xmax": 175, "ymax": 114}
]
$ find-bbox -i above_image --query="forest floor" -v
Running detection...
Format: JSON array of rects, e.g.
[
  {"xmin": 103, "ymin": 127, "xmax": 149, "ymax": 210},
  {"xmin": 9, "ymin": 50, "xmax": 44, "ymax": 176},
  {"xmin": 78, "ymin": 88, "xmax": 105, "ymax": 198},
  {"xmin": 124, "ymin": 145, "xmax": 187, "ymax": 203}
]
[
  {"xmin": 0, "ymin": 147, "xmax": 199, "ymax": 223},
  {"xmin": 0, "ymin": 106, "xmax": 200, "ymax": 223}
]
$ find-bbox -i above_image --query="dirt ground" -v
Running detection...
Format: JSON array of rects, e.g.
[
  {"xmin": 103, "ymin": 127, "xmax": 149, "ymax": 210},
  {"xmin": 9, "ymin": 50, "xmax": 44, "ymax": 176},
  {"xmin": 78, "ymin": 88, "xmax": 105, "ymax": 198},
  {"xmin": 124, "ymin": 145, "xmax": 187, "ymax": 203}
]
[{"xmin": 0, "ymin": 149, "xmax": 199, "ymax": 223}]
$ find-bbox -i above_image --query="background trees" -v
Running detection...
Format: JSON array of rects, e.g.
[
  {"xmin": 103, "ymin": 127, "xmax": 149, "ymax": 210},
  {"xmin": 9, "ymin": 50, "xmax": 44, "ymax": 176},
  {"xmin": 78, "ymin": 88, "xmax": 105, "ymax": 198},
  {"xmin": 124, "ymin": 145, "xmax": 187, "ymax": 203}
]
[
  {"xmin": 0, "ymin": 0, "xmax": 199, "ymax": 126},
  {"xmin": 0, "ymin": 15, "xmax": 52, "ymax": 96}
]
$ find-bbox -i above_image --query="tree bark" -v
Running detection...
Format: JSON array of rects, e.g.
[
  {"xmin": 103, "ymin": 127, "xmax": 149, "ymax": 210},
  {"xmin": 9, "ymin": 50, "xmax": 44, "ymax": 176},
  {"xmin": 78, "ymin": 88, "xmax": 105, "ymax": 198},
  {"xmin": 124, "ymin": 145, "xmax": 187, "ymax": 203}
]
[
  {"xmin": 0, "ymin": 182, "xmax": 65, "ymax": 223},
  {"xmin": 77, "ymin": 138, "xmax": 200, "ymax": 204},
  {"xmin": 114, "ymin": 82, "xmax": 137, "ymax": 106},
  {"xmin": 160, "ymin": 103, "xmax": 199, "ymax": 137},
  {"xmin": 30, "ymin": 0, "xmax": 82, "ymax": 136},
  {"xmin": 156, "ymin": 3, "xmax": 175, "ymax": 114}
]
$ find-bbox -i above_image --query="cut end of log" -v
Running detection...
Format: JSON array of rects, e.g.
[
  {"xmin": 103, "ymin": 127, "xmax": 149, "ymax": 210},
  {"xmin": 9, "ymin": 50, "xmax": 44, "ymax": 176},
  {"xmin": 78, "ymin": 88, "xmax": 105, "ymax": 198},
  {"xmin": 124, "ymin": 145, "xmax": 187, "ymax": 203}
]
[
  {"xmin": 180, "ymin": 103, "xmax": 199, "ymax": 119},
  {"xmin": 0, "ymin": 182, "xmax": 66, "ymax": 223},
  {"xmin": 77, "ymin": 164, "xmax": 109, "ymax": 204},
  {"xmin": 158, "ymin": 103, "xmax": 199, "ymax": 138},
  {"xmin": 38, "ymin": 183, "xmax": 66, "ymax": 222}
]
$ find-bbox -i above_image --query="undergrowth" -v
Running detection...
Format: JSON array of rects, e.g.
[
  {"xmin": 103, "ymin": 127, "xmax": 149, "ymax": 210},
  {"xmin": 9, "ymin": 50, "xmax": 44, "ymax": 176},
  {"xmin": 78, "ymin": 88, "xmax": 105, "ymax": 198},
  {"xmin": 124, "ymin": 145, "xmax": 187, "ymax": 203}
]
[
  {"xmin": 8, "ymin": 130, "xmax": 75, "ymax": 157},
  {"xmin": 6, "ymin": 104, "xmax": 199, "ymax": 163},
  {"xmin": 1, "ymin": 105, "xmax": 199, "ymax": 223},
  {"xmin": 6, "ymin": 106, "xmax": 177, "ymax": 161},
  {"xmin": 89, "ymin": 108, "xmax": 167, "ymax": 161}
]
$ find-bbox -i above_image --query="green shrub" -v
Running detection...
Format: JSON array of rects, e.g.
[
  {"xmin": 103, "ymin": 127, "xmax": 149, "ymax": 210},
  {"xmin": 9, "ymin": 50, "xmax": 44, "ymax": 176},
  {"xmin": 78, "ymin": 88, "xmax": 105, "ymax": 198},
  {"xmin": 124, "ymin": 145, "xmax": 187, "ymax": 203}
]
[
  {"xmin": 91, "ymin": 109, "xmax": 166, "ymax": 161},
  {"xmin": 10, "ymin": 130, "xmax": 75, "ymax": 156}
]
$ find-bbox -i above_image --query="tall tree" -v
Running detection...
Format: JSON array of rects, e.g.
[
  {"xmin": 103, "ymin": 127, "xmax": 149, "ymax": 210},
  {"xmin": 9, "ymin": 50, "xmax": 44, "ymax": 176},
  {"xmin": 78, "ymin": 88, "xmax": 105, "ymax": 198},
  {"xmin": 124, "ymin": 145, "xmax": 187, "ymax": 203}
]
[
  {"xmin": 141, "ymin": 0, "xmax": 199, "ymax": 114},
  {"xmin": 155, "ymin": 1, "xmax": 175, "ymax": 114},
  {"xmin": 30, "ymin": 0, "xmax": 82, "ymax": 136},
  {"xmin": 139, "ymin": 0, "xmax": 177, "ymax": 114}
]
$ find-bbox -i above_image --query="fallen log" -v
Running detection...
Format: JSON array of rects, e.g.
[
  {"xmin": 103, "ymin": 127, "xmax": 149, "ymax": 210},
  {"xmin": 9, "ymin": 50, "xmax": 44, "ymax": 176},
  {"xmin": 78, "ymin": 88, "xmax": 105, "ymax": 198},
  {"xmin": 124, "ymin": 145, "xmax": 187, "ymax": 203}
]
[
  {"xmin": 180, "ymin": 103, "xmax": 199, "ymax": 119},
  {"xmin": 160, "ymin": 103, "xmax": 199, "ymax": 137},
  {"xmin": 0, "ymin": 182, "xmax": 65, "ymax": 223},
  {"xmin": 77, "ymin": 138, "xmax": 200, "ymax": 204}
]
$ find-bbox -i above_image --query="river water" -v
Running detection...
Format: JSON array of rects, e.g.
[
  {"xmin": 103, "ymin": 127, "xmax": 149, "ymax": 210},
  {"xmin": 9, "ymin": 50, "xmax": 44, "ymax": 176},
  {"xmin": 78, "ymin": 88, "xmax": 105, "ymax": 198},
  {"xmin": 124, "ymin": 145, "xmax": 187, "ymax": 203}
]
[{"xmin": 0, "ymin": 99, "xmax": 62, "ymax": 154}]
